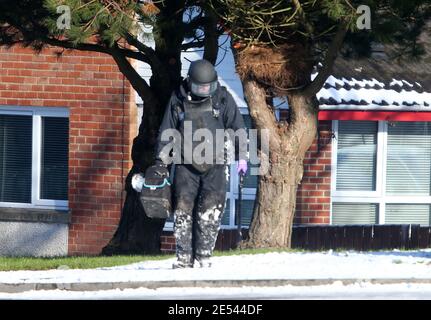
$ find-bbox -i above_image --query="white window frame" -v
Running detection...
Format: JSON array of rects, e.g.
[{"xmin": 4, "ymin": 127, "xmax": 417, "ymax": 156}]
[
  {"xmin": 0, "ymin": 106, "xmax": 69, "ymax": 210},
  {"xmin": 331, "ymin": 119, "xmax": 431, "ymax": 225}
]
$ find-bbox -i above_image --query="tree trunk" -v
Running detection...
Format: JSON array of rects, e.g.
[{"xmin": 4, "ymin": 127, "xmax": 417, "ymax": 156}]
[
  {"xmin": 101, "ymin": 97, "xmax": 166, "ymax": 255},
  {"xmin": 102, "ymin": 3, "xmax": 186, "ymax": 255},
  {"xmin": 241, "ymin": 78, "xmax": 318, "ymax": 248}
]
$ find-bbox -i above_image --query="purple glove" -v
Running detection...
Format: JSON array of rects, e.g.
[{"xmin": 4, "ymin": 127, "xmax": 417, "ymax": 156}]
[{"xmin": 237, "ymin": 159, "xmax": 248, "ymax": 175}]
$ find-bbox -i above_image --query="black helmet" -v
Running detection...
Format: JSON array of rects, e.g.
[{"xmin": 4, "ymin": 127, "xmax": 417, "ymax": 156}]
[{"xmin": 187, "ymin": 59, "xmax": 218, "ymax": 97}]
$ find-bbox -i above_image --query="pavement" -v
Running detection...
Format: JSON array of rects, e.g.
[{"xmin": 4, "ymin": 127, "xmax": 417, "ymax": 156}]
[{"xmin": 3, "ymin": 277, "xmax": 431, "ymax": 293}]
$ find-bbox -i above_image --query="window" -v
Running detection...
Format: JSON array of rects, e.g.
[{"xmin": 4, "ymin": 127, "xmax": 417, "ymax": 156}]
[
  {"xmin": 336, "ymin": 121, "xmax": 377, "ymax": 191},
  {"xmin": 0, "ymin": 107, "xmax": 69, "ymax": 210},
  {"xmin": 40, "ymin": 117, "xmax": 69, "ymax": 201},
  {"xmin": 332, "ymin": 120, "xmax": 431, "ymax": 226},
  {"xmin": 332, "ymin": 203, "xmax": 378, "ymax": 225},
  {"xmin": 385, "ymin": 204, "xmax": 431, "ymax": 225},
  {"xmin": 0, "ymin": 115, "xmax": 32, "ymax": 203},
  {"xmin": 386, "ymin": 122, "xmax": 431, "ymax": 195}
]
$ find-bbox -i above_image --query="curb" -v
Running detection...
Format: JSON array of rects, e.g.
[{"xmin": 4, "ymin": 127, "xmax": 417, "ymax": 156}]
[{"xmin": 2, "ymin": 278, "xmax": 431, "ymax": 293}]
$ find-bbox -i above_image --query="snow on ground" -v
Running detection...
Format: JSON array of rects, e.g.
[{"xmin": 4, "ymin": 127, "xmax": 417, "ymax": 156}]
[
  {"xmin": 4, "ymin": 283, "xmax": 431, "ymax": 300},
  {"xmin": 1, "ymin": 250, "xmax": 431, "ymax": 285}
]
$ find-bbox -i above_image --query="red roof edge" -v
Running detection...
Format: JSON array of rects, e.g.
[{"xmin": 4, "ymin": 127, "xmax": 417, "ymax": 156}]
[{"xmin": 318, "ymin": 110, "xmax": 431, "ymax": 122}]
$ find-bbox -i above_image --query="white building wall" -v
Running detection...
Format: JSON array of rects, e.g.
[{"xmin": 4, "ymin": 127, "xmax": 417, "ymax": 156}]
[{"xmin": 135, "ymin": 34, "xmax": 248, "ymax": 110}]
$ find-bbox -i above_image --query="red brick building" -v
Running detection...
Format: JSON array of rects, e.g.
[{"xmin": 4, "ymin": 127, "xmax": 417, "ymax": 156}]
[{"xmin": 0, "ymin": 46, "xmax": 136, "ymax": 256}]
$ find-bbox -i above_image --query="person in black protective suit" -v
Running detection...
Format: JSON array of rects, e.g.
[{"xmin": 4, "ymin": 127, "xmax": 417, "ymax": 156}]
[{"xmin": 154, "ymin": 59, "xmax": 248, "ymax": 268}]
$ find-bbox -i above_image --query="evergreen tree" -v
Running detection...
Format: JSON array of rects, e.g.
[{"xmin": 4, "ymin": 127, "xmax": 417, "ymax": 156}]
[{"xmin": 0, "ymin": 0, "xmax": 223, "ymax": 254}]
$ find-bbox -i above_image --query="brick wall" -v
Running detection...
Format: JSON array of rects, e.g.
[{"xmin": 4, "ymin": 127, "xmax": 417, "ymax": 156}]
[
  {"xmin": 0, "ymin": 46, "xmax": 136, "ymax": 255},
  {"xmin": 294, "ymin": 120, "xmax": 332, "ymax": 224},
  {"xmin": 161, "ymin": 231, "xmax": 176, "ymax": 253}
]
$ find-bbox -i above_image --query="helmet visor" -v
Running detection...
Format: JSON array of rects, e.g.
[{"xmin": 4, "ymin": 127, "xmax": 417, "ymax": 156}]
[{"xmin": 190, "ymin": 81, "xmax": 218, "ymax": 97}]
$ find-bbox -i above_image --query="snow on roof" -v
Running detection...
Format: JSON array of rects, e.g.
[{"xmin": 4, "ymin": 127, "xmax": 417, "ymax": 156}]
[
  {"xmin": 320, "ymin": 26, "xmax": 431, "ymax": 110},
  {"xmin": 317, "ymin": 74, "xmax": 431, "ymax": 110}
]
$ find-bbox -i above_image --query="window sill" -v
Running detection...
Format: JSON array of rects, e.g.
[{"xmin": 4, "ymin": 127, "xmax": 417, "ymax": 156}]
[{"xmin": 0, "ymin": 207, "xmax": 71, "ymax": 224}]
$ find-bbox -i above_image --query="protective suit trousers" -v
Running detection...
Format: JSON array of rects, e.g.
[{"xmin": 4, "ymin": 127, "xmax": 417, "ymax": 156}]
[{"xmin": 173, "ymin": 164, "xmax": 227, "ymax": 265}]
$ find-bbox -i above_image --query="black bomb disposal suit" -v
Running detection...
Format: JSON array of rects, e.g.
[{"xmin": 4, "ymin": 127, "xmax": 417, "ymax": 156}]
[{"xmin": 155, "ymin": 75, "xmax": 247, "ymax": 268}]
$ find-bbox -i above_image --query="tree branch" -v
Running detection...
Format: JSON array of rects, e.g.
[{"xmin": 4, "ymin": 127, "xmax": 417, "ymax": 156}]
[
  {"xmin": 123, "ymin": 32, "xmax": 170, "ymax": 86},
  {"xmin": 45, "ymin": 37, "xmax": 156, "ymax": 105},
  {"xmin": 42, "ymin": 37, "xmax": 150, "ymax": 63},
  {"xmin": 43, "ymin": 38, "xmax": 111, "ymax": 54},
  {"xmin": 183, "ymin": 14, "xmax": 206, "ymax": 35},
  {"xmin": 203, "ymin": 7, "xmax": 219, "ymax": 64},
  {"xmin": 291, "ymin": 0, "xmax": 314, "ymax": 36},
  {"xmin": 181, "ymin": 39, "xmax": 205, "ymax": 51},
  {"xmin": 110, "ymin": 44, "xmax": 156, "ymax": 106},
  {"xmin": 303, "ymin": 21, "xmax": 349, "ymax": 97},
  {"xmin": 124, "ymin": 33, "xmax": 159, "ymax": 65},
  {"xmin": 119, "ymin": 49, "xmax": 151, "ymax": 63},
  {"xmin": 11, "ymin": 17, "xmax": 160, "ymax": 106}
]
